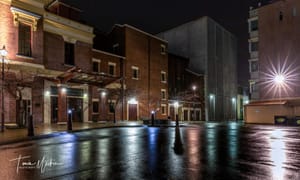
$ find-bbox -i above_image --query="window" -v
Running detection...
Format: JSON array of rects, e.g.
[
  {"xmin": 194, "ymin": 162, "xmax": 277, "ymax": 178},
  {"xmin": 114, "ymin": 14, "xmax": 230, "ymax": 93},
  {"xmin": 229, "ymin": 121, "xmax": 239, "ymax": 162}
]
[
  {"xmin": 108, "ymin": 62, "xmax": 116, "ymax": 76},
  {"xmin": 18, "ymin": 23, "xmax": 32, "ymax": 57},
  {"xmin": 250, "ymin": 60, "xmax": 259, "ymax": 72},
  {"xmin": 293, "ymin": 7, "xmax": 297, "ymax": 17},
  {"xmin": 65, "ymin": 42, "xmax": 75, "ymax": 65},
  {"xmin": 279, "ymin": 11, "xmax": 283, "ymax": 21},
  {"xmin": 161, "ymin": 89, "xmax": 166, "ymax": 100},
  {"xmin": 161, "ymin": 71, "xmax": 167, "ymax": 83},
  {"xmin": 92, "ymin": 100, "xmax": 99, "ymax": 113},
  {"xmin": 250, "ymin": 20, "xmax": 258, "ymax": 31},
  {"xmin": 161, "ymin": 44, "xmax": 166, "ymax": 55},
  {"xmin": 161, "ymin": 104, "xmax": 166, "ymax": 115},
  {"xmin": 92, "ymin": 59, "xmax": 101, "ymax": 73},
  {"xmin": 132, "ymin": 66, "xmax": 139, "ymax": 80},
  {"xmin": 250, "ymin": 41, "xmax": 258, "ymax": 52}
]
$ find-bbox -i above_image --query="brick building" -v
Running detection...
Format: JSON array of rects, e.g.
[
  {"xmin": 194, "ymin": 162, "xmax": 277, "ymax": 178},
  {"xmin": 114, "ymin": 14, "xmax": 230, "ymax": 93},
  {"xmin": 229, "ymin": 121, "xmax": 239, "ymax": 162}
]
[
  {"xmin": 168, "ymin": 54, "xmax": 205, "ymax": 121},
  {"xmin": 95, "ymin": 24, "xmax": 169, "ymax": 120},
  {"xmin": 0, "ymin": 0, "xmax": 124, "ymax": 126},
  {"xmin": 246, "ymin": 0, "xmax": 300, "ymax": 124}
]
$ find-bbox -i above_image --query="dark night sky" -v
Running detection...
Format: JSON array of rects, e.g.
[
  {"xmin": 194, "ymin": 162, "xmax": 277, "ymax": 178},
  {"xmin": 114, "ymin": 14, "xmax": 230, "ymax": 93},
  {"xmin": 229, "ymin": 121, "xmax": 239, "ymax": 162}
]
[{"xmin": 64, "ymin": 0, "xmax": 259, "ymax": 87}]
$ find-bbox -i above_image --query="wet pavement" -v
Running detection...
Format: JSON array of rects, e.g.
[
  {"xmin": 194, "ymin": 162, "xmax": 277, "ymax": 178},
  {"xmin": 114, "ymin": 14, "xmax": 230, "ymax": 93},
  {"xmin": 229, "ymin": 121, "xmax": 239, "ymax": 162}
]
[{"xmin": 0, "ymin": 122, "xmax": 300, "ymax": 180}]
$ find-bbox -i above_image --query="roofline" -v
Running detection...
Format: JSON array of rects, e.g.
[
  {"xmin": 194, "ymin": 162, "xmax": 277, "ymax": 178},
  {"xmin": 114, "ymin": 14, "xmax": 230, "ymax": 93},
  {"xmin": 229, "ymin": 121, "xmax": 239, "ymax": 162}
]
[
  {"xmin": 115, "ymin": 24, "xmax": 168, "ymax": 43},
  {"xmin": 92, "ymin": 49, "xmax": 126, "ymax": 59},
  {"xmin": 47, "ymin": 0, "xmax": 83, "ymax": 12},
  {"xmin": 185, "ymin": 68, "xmax": 204, "ymax": 76}
]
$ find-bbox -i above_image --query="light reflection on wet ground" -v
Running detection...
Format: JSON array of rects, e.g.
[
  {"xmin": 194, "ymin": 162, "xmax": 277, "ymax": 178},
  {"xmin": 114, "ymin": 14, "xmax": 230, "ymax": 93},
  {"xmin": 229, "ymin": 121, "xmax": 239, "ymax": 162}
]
[{"xmin": 0, "ymin": 122, "xmax": 300, "ymax": 179}]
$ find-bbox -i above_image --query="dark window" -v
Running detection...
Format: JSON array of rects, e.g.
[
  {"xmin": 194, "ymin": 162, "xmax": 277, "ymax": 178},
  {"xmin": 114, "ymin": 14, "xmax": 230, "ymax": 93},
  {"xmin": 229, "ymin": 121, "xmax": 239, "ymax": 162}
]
[
  {"xmin": 93, "ymin": 61, "xmax": 99, "ymax": 72},
  {"xmin": 161, "ymin": 72, "xmax": 166, "ymax": 82},
  {"xmin": 132, "ymin": 68, "xmax": 139, "ymax": 79},
  {"xmin": 109, "ymin": 64, "xmax": 115, "ymax": 75},
  {"xmin": 65, "ymin": 42, "xmax": 74, "ymax": 65},
  {"xmin": 251, "ymin": 20, "xmax": 258, "ymax": 31},
  {"xmin": 251, "ymin": 42, "xmax": 258, "ymax": 52},
  {"xmin": 18, "ymin": 23, "xmax": 31, "ymax": 56},
  {"xmin": 279, "ymin": 11, "xmax": 283, "ymax": 21},
  {"xmin": 92, "ymin": 101, "xmax": 99, "ymax": 113}
]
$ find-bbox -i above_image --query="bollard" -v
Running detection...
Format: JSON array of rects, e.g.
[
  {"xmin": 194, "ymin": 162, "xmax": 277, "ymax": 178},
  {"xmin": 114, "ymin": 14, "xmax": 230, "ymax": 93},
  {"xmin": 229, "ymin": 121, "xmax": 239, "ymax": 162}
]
[
  {"xmin": 67, "ymin": 111, "xmax": 72, "ymax": 131},
  {"xmin": 176, "ymin": 114, "xmax": 179, "ymax": 127},
  {"xmin": 27, "ymin": 115, "xmax": 34, "ymax": 136},
  {"xmin": 151, "ymin": 113, "xmax": 154, "ymax": 126}
]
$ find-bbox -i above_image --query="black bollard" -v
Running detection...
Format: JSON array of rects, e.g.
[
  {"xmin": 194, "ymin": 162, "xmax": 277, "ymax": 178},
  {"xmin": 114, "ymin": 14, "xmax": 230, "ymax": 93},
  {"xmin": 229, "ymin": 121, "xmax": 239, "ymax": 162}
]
[
  {"xmin": 67, "ymin": 112, "xmax": 72, "ymax": 131},
  {"xmin": 27, "ymin": 115, "xmax": 34, "ymax": 136},
  {"xmin": 151, "ymin": 113, "xmax": 154, "ymax": 126},
  {"xmin": 176, "ymin": 114, "xmax": 179, "ymax": 127}
]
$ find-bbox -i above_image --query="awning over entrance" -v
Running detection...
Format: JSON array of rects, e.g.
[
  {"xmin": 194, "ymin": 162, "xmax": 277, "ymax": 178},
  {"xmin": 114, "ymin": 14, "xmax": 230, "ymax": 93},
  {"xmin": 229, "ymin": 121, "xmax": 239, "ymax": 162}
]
[{"xmin": 45, "ymin": 66, "xmax": 122, "ymax": 87}]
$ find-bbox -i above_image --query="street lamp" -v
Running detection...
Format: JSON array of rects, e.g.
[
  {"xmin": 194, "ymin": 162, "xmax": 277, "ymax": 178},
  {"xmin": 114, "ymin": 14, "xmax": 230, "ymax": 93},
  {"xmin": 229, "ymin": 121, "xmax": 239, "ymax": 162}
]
[
  {"xmin": 174, "ymin": 101, "xmax": 179, "ymax": 127},
  {"xmin": 192, "ymin": 85, "xmax": 196, "ymax": 121},
  {"xmin": 0, "ymin": 45, "xmax": 7, "ymax": 132}
]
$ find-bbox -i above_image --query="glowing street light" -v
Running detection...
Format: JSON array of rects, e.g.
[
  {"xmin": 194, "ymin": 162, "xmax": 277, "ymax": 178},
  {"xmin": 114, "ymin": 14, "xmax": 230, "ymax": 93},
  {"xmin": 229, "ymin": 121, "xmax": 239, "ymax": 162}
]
[
  {"xmin": 0, "ymin": 45, "xmax": 7, "ymax": 132},
  {"xmin": 274, "ymin": 74, "xmax": 285, "ymax": 85}
]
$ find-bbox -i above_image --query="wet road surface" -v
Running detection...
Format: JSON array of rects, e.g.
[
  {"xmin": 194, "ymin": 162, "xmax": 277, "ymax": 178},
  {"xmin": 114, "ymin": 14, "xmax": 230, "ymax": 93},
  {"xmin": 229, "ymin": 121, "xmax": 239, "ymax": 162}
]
[{"xmin": 1, "ymin": 122, "xmax": 300, "ymax": 180}]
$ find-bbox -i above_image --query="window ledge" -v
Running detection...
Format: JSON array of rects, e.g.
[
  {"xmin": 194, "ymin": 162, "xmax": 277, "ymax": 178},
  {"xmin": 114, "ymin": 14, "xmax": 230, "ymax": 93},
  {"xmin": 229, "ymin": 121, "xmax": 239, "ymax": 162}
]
[
  {"xmin": 132, "ymin": 77, "xmax": 139, "ymax": 80},
  {"xmin": 16, "ymin": 54, "xmax": 34, "ymax": 60}
]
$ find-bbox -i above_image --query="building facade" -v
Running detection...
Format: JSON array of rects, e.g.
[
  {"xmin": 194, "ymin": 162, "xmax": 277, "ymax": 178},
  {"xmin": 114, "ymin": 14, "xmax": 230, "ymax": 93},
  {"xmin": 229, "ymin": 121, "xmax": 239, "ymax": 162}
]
[
  {"xmin": 248, "ymin": 0, "xmax": 300, "ymax": 100},
  {"xmin": 95, "ymin": 24, "xmax": 169, "ymax": 121},
  {"xmin": 168, "ymin": 54, "xmax": 205, "ymax": 121},
  {"xmin": 246, "ymin": 0, "xmax": 300, "ymax": 124},
  {"xmin": 0, "ymin": 0, "xmax": 126, "ymax": 126},
  {"xmin": 158, "ymin": 17, "xmax": 238, "ymax": 121}
]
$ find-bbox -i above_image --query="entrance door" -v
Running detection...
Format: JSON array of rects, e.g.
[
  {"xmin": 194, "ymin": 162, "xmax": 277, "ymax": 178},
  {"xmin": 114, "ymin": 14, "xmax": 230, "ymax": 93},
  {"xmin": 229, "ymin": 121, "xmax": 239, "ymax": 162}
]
[
  {"xmin": 68, "ymin": 98, "xmax": 83, "ymax": 122},
  {"xmin": 128, "ymin": 104, "xmax": 137, "ymax": 121},
  {"xmin": 183, "ymin": 110, "xmax": 188, "ymax": 121},
  {"xmin": 170, "ymin": 106, "xmax": 175, "ymax": 121}
]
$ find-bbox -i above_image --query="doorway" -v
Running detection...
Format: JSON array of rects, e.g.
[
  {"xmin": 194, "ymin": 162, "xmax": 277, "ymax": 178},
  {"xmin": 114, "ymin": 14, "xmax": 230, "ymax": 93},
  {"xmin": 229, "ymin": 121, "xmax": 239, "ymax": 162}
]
[
  {"xmin": 128, "ymin": 104, "xmax": 137, "ymax": 121},
  {"xmin": 68, "ymin": 98, "xmax": 83, "ymax": 122}
]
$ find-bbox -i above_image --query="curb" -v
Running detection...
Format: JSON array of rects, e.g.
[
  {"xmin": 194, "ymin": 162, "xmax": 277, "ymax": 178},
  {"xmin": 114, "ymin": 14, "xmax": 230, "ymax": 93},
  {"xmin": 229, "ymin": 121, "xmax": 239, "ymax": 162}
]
[{"xmin": 0, "ymin": 124, "xmax": 145, "ymax": 146}]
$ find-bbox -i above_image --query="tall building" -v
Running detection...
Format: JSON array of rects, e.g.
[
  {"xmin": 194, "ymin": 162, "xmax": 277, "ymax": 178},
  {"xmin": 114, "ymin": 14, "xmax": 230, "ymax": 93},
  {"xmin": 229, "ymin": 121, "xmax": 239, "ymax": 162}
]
[
  {"xmin": 248, "ymin": 0, "xmax": 300, "ymax": 101},
  {"xmin": 158, "ymin": 17, "xmax": 238, "ymax": 121}
]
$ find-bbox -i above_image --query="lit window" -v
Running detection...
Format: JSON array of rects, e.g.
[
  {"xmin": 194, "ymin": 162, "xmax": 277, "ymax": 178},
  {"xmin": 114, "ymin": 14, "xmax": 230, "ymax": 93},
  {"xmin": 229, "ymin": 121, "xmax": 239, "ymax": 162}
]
[
  {"xmin": 65, "ymin": 42, "xmax": 75, "ymax": 65},
  {"xmin": 161, "ymin": 44, "xmax": 166, "ymax": 55},
  {"xmin": 161, "ymin": 104, "xmax": 167, "ymax": 115},
  {"xmin": 108, "ymin": 62, "xmax": 116, "ymax": 76},
  {"xmin": 92, "ymin": 59, "xmax": 101, "ymax": 73},
  {"xmin": 132, "ymin": 66, "xmax": 139, "ymax": 80},
  {"xmin": 161, "ymin": 89, "xmax": 166, "ymax": 100},
  {"xmin": 161, "ymin": 71, "xmax": 167, "ymax": 83},
  {"xmin": 18, "ymin": 23, "xmax": 32, "ymax": 57}
]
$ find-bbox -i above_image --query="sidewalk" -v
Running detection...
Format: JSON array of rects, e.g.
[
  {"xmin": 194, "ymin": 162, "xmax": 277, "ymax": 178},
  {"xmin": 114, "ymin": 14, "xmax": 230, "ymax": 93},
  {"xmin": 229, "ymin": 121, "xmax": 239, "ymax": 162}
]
[{"xmin": 0, "ymin": 121, "xmax": 144, "ymax": 145}]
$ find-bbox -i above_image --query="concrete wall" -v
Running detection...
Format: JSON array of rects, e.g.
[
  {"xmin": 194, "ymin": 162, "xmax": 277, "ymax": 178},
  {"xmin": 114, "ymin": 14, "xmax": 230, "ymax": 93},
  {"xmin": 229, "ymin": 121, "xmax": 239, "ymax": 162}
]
[
  {"xmin": 245, "ymin": 105, "xmax": 293, "ymax": 124},
  {"xmin": 158, "ymin": 17, "xmax": 237, "ymax": 121}
]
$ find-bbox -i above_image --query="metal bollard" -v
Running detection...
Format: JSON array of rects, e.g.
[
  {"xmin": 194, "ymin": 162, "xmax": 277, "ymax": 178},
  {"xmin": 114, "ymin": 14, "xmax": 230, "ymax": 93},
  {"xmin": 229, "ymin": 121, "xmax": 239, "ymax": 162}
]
[
  {"xmin": 151, "ymin": 113, "xmax": 154, "ymax": 126},
  {"xmin": 176, "ymin": 114, "xmax": 179, "ymax": 127},
  {"xmin": 27, "ymin": 115, "xmax": 34, "ymax": 136},
  {"xmin": 67, "ymin": 110, "xmax": 72, "ymax": 131}
]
